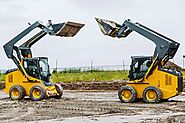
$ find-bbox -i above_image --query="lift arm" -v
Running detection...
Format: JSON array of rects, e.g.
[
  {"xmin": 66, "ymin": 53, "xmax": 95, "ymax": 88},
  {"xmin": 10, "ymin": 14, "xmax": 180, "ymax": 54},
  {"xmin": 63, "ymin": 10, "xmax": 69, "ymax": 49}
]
[
  {"xmin": 95, "ymin": 18, "xmax": 180, "ymax": 78},
  {"xmin": 20, "ymin": 21, "xmax": 85, "ymax": 49},
  {"xmin": 4, "ymin": 21, "xmax": 84, "ymax": 59},
  {"xmin": 3, "ymin": 20, "xmax": 84, "ymax": 78}
]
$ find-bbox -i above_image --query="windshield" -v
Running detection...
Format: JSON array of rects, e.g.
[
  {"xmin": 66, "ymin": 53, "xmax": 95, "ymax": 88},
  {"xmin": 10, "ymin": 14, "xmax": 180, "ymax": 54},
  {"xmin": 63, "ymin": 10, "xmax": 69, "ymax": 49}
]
[
  {"xmin": 39, "ymin": 59, "xmax": 49, "ymax": 77},
  {"xmin": 23, "ymin": 59, "xmax": 40, "ymax": 79},
  {"xmin": 129, "ymin": 58, "xmax": 152, "ymax": 80},
  {"xmin": 39, "ymin": 58, "xmax": 51, "ymax": 82},
  {"xmin": 23, "ymin": 58, "xmax": 51, "ymax": 83}
]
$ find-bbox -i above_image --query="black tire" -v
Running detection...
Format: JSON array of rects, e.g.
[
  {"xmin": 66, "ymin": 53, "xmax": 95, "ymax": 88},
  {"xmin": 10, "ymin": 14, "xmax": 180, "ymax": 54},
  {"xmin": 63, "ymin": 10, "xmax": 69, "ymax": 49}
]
[
  {"xmin": 118, "ymin": 86, "xmax": 137, "ymax": 103},
  {"xmin": 142, "ymin": 86, "xmax": 161, "ymax": 103},
  {"xmin": 9, "ymin": 85, "xmax": 25, "ymax": 100},
  {"xmin": 54, "ymin": 84, "xmax": 63, "ymax": 99},
  {"xmin": 30, "ymin": 85, "xmax": 46, "ymax": 101}
]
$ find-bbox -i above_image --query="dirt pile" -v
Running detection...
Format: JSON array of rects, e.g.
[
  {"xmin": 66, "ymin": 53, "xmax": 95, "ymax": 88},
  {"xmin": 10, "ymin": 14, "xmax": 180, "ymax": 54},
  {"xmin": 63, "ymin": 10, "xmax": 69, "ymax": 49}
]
[
  {"xmin": 60, "ymin": 81, "xmax": 127, "ymax": 90},
  {"xmin": 0, "ymin": 83, "xmax": 5, "ymax": 90},
  {"xmin": 165, "ymin": 61, "xmax": 183, "ymax": 72},
  {"xmin": 0, "ymin": 81, "xmax": 127, "ymax": 90}
]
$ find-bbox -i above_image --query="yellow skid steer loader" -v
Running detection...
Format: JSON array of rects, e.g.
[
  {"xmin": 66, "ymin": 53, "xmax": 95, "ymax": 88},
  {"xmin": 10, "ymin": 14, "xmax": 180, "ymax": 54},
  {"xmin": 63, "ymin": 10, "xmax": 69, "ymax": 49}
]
[
  {"xmin": 96, "ymin": 18, "xmax": 183, "ymax": 103},
  {"xmin": 3, "ymin": 20, "xmax": 84, "ymax": 101}
]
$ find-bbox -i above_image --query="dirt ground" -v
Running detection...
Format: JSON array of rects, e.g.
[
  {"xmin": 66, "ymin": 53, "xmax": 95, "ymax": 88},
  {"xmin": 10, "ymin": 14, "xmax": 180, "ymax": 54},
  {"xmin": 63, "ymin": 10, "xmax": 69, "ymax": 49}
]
[{"xmin": 0, "ymin": 90, "xmax": 185, "ymax": 123}]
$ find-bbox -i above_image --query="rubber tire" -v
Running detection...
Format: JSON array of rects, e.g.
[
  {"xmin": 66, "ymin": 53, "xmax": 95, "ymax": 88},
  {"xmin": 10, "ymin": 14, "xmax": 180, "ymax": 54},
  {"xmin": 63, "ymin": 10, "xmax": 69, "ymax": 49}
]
[
  {"xmin": 9, "ymin": 85, "xmax": 25, "ymax": 100},
  {"xmin": 142, "ymin": 86, "xmax": 161, "ymax": 103},
  {"xmin": 54, "ymin": 84, "xmax": 63, "ymax": 99},
  {"xmin": 118, "ymin": 86, "xmax": 137, "ymax": 103},
  {"xmin": 30, "ymin": 85, "xmax": 46, "ymax": 101}
]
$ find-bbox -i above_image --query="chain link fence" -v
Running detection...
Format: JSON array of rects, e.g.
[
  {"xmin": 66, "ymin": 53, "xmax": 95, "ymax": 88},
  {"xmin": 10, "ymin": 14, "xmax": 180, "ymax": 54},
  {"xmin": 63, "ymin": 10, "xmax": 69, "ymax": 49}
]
[
  {"xmin": 0, "ymin": 64, "xmax": 130, "ymax": 74},
  {"xmin": 51, "ymin": 64, "xmax": 130, "ymax": 73}
]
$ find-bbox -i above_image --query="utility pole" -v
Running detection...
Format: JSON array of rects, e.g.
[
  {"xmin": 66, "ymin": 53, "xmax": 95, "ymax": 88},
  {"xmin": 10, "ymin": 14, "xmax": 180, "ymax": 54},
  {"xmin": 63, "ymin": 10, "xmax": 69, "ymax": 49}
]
[
  {"xmin": 183, "ymin": 55, "xmax": 185, "ymax": 70},
  {"xmin": 123, "ymin": 60, "xmax": 125, "ymax": 72},
  {"xmin": 55, "ymin": 60, "xmax": 58, "ymax": 73},
  {"xmin": 90, "ymin": 60, "xmax": 93, "ymax": 72}
]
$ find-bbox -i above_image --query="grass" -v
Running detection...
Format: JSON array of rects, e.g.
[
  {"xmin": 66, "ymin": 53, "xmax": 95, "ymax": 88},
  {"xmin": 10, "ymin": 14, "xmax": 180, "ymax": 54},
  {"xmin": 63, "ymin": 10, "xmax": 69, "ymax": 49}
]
[
  {"xmin": 0, "ymin": 71, "xmax": 129, "ymax": 83},
  {"xmin": 51, "ymin": 71, "xmax": 129, "ymax": 83},
  {"xmin": 0, "ymin": 70, "xmax": 185, "ymax": 83}
]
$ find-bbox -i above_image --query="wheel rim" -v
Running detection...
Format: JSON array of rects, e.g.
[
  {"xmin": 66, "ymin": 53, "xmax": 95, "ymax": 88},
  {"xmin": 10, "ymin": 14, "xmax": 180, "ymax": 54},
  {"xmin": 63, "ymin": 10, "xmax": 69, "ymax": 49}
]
[
  {"xmin": 146, "ymin": 90, "xmax": 156, "ymax": 101},
  {"xmin": 12, "ymin": 88, "xmax": 20, "ymax": 98},
  {"xmin": 32, "ymin": 89, "xmax": 41, "ymax": 99},
  {"xmin": 121, "ymin": 90, "xmax": 132, "ymax": 100}
]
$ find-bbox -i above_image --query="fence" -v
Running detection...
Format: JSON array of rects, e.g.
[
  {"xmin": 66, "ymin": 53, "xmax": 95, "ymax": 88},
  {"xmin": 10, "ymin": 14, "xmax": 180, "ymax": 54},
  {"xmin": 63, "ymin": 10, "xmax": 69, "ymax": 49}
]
[
  {"xmin": 51, "ymin": 64, "xmax": 130, "ymax": 73},
  {"xmin": 0, "ymin": 64, "xmax": 130, "ymax": 74}
]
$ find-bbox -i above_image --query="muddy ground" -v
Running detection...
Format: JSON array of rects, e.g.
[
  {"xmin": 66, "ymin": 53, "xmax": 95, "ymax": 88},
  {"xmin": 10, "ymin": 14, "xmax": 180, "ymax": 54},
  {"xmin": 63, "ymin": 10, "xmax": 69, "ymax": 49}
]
[{"xmin": 0, "ymin": 90, "xmax": 185, "ymax": 123}]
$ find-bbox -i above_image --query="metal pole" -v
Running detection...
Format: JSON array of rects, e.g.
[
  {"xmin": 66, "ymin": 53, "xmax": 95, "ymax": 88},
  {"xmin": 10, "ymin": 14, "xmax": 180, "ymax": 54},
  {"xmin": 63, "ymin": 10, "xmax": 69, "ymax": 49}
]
[
  {"xmin": 56, "ymin": 60, "xmax": 58, "ymax": 73},
  {"xmin": 91, "ymin": 60, "xmax": 93, "ymax": 72},
  {"xmin": 182, "ymin": 55, "xmax": 185, "ymax": 70},
  {"xmin": 123, "ymin": 60, "xmax": 125, "ymax": 72}
]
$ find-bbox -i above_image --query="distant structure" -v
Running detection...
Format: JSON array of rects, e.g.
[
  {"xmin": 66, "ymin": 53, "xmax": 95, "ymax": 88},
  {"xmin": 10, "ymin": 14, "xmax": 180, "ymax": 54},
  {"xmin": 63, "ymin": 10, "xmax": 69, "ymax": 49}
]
[{"xmin": 183, "ymin": 55, "xmax": 185, "ymax": 70}]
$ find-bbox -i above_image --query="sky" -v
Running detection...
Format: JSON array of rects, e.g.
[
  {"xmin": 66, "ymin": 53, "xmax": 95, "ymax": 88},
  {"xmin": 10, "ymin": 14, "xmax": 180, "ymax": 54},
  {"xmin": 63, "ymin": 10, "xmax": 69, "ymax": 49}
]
[{"xmin": 0, "ymin": 0, "xmax": 185, "ymax": 69}]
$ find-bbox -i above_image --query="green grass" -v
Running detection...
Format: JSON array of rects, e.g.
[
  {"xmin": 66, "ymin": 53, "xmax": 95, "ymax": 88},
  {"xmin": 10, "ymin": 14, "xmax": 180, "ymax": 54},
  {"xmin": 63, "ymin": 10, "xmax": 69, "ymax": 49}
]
[
  {"xmin": 0, "ymin": 71, "xmax": 128, "ymax": 83},
  {"xmin": 0, "ymin": 70, "xmax": 184, "ymax": 83},
  {"xmin": 51, "ymin": 71, "xmax": 128, "ymax": 83}
]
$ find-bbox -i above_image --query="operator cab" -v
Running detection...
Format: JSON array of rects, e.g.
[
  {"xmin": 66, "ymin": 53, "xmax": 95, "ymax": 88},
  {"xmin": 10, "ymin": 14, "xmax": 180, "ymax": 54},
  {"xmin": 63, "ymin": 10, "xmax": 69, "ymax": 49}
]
[
  {"xmin": 129, "ymin": 56, "xmax": 152, "ymax": 81},
  {"xmin": 23, "ymin": 57, "xmax": 52, "ymax": 86}
]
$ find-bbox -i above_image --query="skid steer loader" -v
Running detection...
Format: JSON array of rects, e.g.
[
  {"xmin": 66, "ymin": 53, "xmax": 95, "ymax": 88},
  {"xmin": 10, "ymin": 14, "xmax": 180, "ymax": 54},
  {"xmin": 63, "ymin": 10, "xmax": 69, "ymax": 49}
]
[
  {"xmin": 95, "ymin": 18, "xmax": 183, "ymax": 103},
  {"xmin": 3, "ymin": 20, "xmax": 84, "ymax": 101}
]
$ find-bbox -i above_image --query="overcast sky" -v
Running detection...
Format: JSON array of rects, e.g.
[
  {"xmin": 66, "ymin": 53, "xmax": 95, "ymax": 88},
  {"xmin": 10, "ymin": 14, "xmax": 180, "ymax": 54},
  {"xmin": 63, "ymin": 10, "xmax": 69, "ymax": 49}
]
[{"xmin": 0, "ymin": 0, "xmax": 185, "ymax": 69}]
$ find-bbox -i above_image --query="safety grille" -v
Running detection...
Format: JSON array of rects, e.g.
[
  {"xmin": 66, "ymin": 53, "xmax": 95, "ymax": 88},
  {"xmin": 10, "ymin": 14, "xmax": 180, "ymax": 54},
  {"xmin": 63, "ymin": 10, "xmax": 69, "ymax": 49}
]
[
  {"xmin": 165, "ymin": 74, "xmax": 172, "ymax": 85},
  {"xmin": 8, "ymin": 74, "xmax": 13, "ymax": 83}
]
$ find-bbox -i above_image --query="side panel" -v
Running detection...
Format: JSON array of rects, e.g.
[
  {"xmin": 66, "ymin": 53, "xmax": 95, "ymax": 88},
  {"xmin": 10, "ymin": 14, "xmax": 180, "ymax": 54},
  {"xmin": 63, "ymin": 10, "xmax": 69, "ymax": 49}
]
[
  {"xmin": 157, "ymin": 70, "xmax": 179, "ymax": 99},
  {"xmin": 127, "ymin": 67, "xmax": 180, "ymax": 99},
  {"xmin": 4, "ymin": 70, "xmax": 43, "ymax": 96},
  {"xmin": 127, "ymin": 82, "xmax": 149, "ymax": 98},
  {"xmin": 127, "ymin": 67, "xmax": 159, "ymax": 99}
]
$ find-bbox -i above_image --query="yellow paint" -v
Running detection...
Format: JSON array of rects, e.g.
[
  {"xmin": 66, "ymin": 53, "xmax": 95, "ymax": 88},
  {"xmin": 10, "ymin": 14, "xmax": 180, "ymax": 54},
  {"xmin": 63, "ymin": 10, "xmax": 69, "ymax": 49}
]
[
  {"xmin": 32, "ymin": 89, "xmax": 41, "ymax": 99},
  {"xmin": 4, "ymin": 64, "xmax": 59, "ymax": 98},
  {"xmin": 121, "ymin": 90, "xmax": 132, "ymax": 100},
  {"xmin": 127, "ymin": 66, "xmax": 182, "ymax": 100},
  {"xmin": 11, "ymin": 88, "xmax": 19, "ymax": 98},
  {"xmin": 146, "ymin": 90, "xmax": 156, "ymax": 101}
]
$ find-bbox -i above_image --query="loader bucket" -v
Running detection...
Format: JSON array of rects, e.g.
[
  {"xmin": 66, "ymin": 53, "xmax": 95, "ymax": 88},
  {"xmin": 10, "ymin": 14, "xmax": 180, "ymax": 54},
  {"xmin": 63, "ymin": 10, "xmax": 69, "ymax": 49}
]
[
  {"xmin": 53, "ymin": 22, "xmax": 84, "ymax": 37},
  {"xmin": 95, "ymin": 17, "xmax": 132, "ymax": 38}
]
